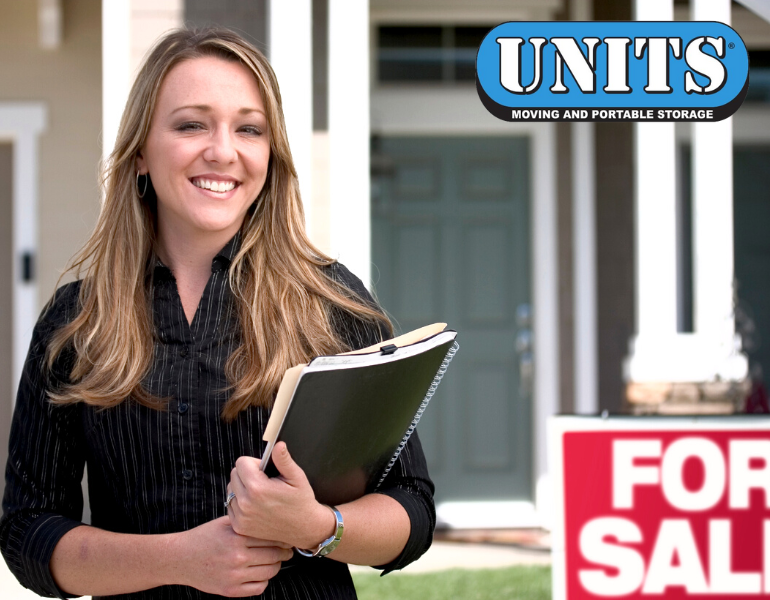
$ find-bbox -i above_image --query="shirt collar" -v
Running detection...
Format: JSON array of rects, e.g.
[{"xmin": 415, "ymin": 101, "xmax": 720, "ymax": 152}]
[{"xmin": 213, "ymin": 231, "xmax": 241, "ymax": 270}]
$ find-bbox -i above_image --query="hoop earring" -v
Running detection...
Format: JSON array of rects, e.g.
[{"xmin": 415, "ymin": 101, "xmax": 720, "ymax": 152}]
[{"xmin": 136, "ymin": 172, "xmax": 149, "ymax": 199}]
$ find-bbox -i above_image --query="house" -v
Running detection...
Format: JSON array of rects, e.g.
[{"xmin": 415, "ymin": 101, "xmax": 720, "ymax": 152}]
[{"xmin": 1, "ymin": 0, "xmax": 769, "ymax": 535}]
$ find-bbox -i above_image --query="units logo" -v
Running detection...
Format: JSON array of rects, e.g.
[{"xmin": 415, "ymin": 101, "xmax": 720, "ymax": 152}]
[{"xmin": 476, "ymin": 21, "xmax": 749, "ymax": 122}]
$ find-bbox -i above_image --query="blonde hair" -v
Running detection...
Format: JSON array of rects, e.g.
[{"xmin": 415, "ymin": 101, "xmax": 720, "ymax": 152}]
[{"xmin": 48, "ymin": 27, "xmax": 390, "ymax": 420}]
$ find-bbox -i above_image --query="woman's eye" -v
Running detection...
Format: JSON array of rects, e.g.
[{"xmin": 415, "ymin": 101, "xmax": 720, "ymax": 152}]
[
  {"xmin": 176, "ymin": 122, "xmax": 204, "ymax": 132},
  {"xmin": 239, "ymin": 125, "xmax": 262, "ymax": 136}
]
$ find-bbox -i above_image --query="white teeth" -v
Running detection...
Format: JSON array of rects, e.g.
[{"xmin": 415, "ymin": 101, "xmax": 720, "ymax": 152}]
[{"xmin": 192, "ymin": 179, "xmax": 236, "ymax": 192}]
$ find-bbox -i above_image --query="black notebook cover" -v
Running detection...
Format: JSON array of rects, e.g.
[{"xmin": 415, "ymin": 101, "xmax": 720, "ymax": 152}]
[{"xmin": 263, "ymin": 334, "xmax": 456, "ymax": 505}]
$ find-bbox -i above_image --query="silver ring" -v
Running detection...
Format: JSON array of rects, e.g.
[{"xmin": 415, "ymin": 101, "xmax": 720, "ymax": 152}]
[{"xmin": 224, "ymin": 491, "xmax": 236, "ymax": 509}]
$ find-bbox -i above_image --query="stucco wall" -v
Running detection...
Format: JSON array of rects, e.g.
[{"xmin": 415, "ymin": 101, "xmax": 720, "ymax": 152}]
[{"xmin": 0, "ymin": 0, "xmax": 102, "ymax": 310}]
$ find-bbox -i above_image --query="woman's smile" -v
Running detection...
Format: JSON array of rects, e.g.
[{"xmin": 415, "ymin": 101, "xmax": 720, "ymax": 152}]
[{"xmin": 189, "ymin": 174, "xmax": 242, "ymax": 198}]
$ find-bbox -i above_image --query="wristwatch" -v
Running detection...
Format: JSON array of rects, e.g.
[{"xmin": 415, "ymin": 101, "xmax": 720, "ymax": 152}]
[{"xmin": 296, "ymin": 505, "xmax": 344, "ymax": 557}]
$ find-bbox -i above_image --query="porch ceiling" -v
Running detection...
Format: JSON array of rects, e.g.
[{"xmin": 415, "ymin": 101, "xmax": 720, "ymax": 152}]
[{"xmin": 370, "ymin": 0, "xmax": 563, "ymax": 24}]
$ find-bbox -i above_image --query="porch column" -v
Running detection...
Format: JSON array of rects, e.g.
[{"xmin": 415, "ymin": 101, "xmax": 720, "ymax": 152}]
[
  {"xmin": 270, "ymin": 0, "xmax": 313, "ymax": 235},
  {"xmin": 627, "ymin": 0, "xmax": 747, "ymax": 384},
  {"xmin": 572, "ymin": 122, "xmax": 598, "ymax": 413},
  {"xmin": 691, "ymin": 0, "xmax": 741, "ymax": 379},
  {"xmin": 102, "ymin": 0, "xmax": 131, "ymax": 164},
  {"xmin": 570, "ymin": 0, "xmax": 598, "ymax": 415},
  {"xmin": 626, "ymin": 0, "xmax": 678, "ymax": 381},
  {"xmin": 328, "ymin": 0, "xmax": 370, "ymax": 286}
]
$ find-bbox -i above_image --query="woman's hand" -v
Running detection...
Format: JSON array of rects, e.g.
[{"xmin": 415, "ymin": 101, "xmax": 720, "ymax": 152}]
[
  {"xmin": 227, "ymin": 442, "xmax": 337, "ymax": 550},
  {"xmin": 171, "ymin": 516, "xmax": 293, "ymax": 598}
]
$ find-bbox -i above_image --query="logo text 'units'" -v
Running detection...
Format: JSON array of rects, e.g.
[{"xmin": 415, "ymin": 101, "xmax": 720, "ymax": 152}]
[{"xmin": 476, "ymin": 22, "xmax": 749, "ymax": 122}]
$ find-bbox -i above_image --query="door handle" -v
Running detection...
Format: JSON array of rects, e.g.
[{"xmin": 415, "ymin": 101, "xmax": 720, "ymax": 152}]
[
  {"xmin": 515, "ymin": 328, "xmax": 533, "ymax": 397},
  {"xmin": 519, "ymin": 351, "xmax": 534, "ymax": 397},
  {"xmin": 515, "ymin": 329, "xmax": 532, "ymax": 354}
]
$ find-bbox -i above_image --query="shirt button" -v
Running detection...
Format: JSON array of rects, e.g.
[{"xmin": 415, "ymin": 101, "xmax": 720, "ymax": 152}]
[
  {"xmin": 178, "ymin": 402, "xmax": 189, "ymax": 414},
  {"xmin": 180, "ymin": 347, "xmax": 189, "ymax": 358},
  {"xmin": 182, "ymin": 469, "xmax": 193, "ymax": 480}
]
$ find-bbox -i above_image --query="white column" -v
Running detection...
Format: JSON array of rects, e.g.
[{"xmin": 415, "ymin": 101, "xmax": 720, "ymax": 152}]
[
  {"xmin": 626, "ymin": 0, "xmax": 677, "ymax": 381},
  {"xmin": 570, "ymin": 0, "xmax": 597, "ymax": 415},
  {"xmin": 328, "ymin": 0, "xmax": 370, "ymax": 286},
  {"xmin": 692, "ymin": 0, "xmax": 733, "ymax": 342},
  {"xmin": 634, "ymin": 0, "xmax": 673, "ymax": 22},
  {"xmin": 269, "ymin": 0, "xmax": 313, "ymax": 236},
  {"xmin": 572, "ymin": 122, "xmax": 598, "ymax": 413},
  {"xmin": 634, "ymin": 0, "xmax": 676, "ymax": 338},
  {"xmin": 102, "ymin": 0, "xmax": 131, "ymax": 164},
  {"xmin": 634, "ymin": 122, "xmax": 677, "ymax": 338},
  {"xmin": 534, "ymin": 122, "xmax": 559, "ymax": 520},
  {"xmin": 626, "ymin": 0, "xmax": 746, "ymax": 382},
  {"xmin": 690, "ymin": 0, "xmax": 745, "ymax": 381}
]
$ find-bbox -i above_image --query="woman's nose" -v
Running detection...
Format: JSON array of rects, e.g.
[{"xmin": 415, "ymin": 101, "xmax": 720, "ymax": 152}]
[{"xmin": 203, "ymin": 127, "xmax": 237, "ymax": 164}]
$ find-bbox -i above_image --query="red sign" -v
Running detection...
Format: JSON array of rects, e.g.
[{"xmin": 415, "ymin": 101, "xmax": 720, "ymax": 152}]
[{"xmin": 551, "ymin": 418, "xmax": 770, "ymax": 599}]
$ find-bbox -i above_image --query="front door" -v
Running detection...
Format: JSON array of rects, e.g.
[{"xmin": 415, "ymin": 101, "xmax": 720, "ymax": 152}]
[{"xmin": 371, "ymin": 136, "xmax": 532, "ymax": 502}]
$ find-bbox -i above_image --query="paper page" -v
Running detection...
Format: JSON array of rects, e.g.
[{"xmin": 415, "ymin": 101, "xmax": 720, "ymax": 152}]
[
  {"xmin": 263, "ymin": 363, "xmax": 306, "ymax": 444},
  {"xmin": 310, "ymin": 331, "xmax": 456, "ymax": 369},
  {"xmin": 339, "ymin": 322, "xmax": 447, "ymax": 356}
]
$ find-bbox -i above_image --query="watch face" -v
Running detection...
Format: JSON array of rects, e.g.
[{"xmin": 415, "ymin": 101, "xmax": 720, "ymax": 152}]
[{"xmin": 319, "ymin": 539, "xmax": 340, "ymax": 557}]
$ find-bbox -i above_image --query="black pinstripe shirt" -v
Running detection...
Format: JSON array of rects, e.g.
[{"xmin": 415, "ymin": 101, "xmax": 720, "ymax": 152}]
[{"xmin": 0, "ymin": 236, "xmax": 435, "ymax": 599}]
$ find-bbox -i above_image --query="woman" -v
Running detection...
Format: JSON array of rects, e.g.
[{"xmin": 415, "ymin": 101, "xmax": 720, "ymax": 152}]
[{"xmin": 0, "ymin": 27, "xmax": 434, "ymax": 599}]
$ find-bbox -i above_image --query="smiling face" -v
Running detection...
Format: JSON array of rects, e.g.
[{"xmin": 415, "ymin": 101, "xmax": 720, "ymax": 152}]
[{"xmin": 136, "ymin": 55, "xmax": 271, "ymax": 252}]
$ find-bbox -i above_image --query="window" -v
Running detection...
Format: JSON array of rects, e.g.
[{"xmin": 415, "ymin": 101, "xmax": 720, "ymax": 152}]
[
  {"xmin": 377, "ymin": 25, "xmax": 492, "ymax": 84},
  {"xmin": 746, "ymin": 50, "xmax": 770, "ymax": 104}
]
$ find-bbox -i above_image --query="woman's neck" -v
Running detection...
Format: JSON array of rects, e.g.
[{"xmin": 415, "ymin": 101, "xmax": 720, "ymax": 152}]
[{"xmin": 155, "ymin": 227, "xmax": 236, "ymax": 325}]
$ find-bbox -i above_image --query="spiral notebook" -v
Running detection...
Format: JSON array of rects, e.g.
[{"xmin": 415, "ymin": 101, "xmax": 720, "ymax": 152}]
[{"xmin": 260, "ymin": 324, "xmax": 459, "ymax": 506}]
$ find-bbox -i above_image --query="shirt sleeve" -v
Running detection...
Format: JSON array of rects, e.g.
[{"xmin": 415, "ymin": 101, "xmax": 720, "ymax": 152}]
[
  {"xmin": 370, "ymin": 430, "xmax": 436, "ymax": 574},
  {"xmin": 0, "ymin": 284, "xmax": 87, "ymax": 599},
  {"xmin": 327, "ymin": 263, "xmax": 437, "ymax": 574}
]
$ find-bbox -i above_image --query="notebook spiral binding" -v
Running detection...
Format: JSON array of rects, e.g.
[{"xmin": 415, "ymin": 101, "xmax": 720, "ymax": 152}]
[{"xmin": 374, "ymin": 340, "xmax": 460, "ymax": 490}]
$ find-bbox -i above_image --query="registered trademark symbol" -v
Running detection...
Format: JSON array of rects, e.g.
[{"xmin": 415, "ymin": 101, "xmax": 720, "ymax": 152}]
[{"xmin": 728, "ymin": 42, "xmax": 735, "ymax": 49}]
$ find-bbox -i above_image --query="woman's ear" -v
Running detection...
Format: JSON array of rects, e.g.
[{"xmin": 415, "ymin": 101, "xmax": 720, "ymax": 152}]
[{"xmin": 135, "ymin": 151, "xmax": 147, "ymax": 175}]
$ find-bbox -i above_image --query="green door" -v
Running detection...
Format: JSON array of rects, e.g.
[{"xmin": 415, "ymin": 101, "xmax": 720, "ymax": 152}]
[{"xmin": 371, "ymin": 136, "xmax": 532, "ymax": 502}]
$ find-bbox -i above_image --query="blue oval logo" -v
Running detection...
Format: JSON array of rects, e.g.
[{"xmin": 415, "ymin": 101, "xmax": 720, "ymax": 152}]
[{"xmin": 476, "ymin": 21, "xmax": 749, "ymax": 121}]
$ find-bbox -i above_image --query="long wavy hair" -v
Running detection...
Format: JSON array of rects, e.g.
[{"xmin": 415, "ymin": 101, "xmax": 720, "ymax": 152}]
[{"xmin": 47, "ymin": 27, "xmax": 390, "ymax": 420}]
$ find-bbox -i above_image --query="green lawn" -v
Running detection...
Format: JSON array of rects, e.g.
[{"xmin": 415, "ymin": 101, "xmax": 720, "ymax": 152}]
[{"xmin": 353, "ymin": 565, "xmax": 551, "ymax": 600}]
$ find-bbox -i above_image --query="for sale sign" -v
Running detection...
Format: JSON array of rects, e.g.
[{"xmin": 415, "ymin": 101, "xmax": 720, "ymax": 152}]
[{"xmin": 550, "ymin": 417, "xmax": 770, "ymax": 599}]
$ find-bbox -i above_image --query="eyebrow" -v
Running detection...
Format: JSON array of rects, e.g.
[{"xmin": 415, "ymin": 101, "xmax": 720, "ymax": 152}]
[{"xmin": 170, "ymin": 104, "xmax": 265, "ymax": 116}]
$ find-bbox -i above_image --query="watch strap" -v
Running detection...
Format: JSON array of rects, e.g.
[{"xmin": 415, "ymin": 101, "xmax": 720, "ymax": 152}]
[{"xmin": 296, "ymin": 505, "xmax": 344, "ymax": 558}]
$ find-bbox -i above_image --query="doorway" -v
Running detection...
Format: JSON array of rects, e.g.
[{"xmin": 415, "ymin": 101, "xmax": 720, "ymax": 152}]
[
  {"xmin": 0, "ymin": 143, "xmax": 12, "ymax": 502},
  {"xmin": 371, "ymin": 136, "xmax": 532, "ymax": 502}
]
